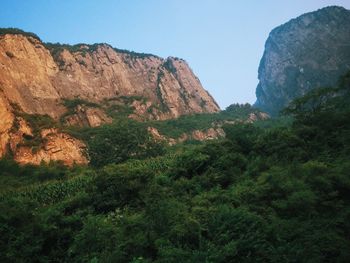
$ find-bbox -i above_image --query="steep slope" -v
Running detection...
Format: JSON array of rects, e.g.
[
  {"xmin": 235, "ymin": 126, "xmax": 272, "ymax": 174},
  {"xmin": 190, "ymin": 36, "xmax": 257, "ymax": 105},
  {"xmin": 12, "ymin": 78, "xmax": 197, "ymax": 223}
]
[
  {"xmin": 0, "ymin": 29, "xmax": 220, "ymax": 165},
  {"xmin": 255, "ymin": 6, "xmax": 350, "ymax": 115},
  {"xmin": 0, "ymin": 32, "xmax": 219, "ymax": 120}
]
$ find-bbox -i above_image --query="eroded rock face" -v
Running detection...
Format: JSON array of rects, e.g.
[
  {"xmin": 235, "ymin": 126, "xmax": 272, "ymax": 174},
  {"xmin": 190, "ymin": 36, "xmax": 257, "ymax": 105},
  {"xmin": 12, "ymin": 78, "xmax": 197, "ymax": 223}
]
[
  {"xmin": 12, "ymin": 127, "xmax": 88, "ymax": 166},
  {"xmin": 191, "ymin": 128, "xmax": 225, "ymax": 141},
  {"xmin": 255, "ymin": 6, "xmax": 350, "ymax": 115},
  {"xmin": 0, "ymin": 96, "xmax": 14, "ymax": 156},
  {"xmin": 0, "ymin": 31, "xmax": 220, "ymax": 164},
  {"xmin": 0, "ymin": 34, "xmax": 219, "ymax": 121},
  {"xmin": 5, "ymin": 118, "xmax": 88, "ymax": 166},
  {"xmin": 148, "ymin": 126, "xmax": 225, "ymax": 145},
  {"xmin": 64, "ymin": 106, "xmax": 112, "ymax": 127},
  {"xmin": 0, "ymin": 34, "xmax": 63, "ymax": 118},
  {"xmin": 246, "ymin": 112, "xmax": 269, "ymax": 123}
]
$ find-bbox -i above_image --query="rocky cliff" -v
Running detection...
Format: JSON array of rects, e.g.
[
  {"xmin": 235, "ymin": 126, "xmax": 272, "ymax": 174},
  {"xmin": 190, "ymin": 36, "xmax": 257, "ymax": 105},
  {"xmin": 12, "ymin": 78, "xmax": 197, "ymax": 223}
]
[
  {"xmin": 255, "ymin": 6, "xmax": 350, "ymax": 115},
  {"xmin": 0, "ymin": 29, "xmax": 220, "ymax": 165}
]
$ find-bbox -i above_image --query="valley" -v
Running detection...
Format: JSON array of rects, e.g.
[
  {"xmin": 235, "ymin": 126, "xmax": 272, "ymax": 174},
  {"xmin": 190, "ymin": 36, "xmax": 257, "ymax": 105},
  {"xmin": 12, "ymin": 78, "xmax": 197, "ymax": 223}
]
[{"xmin": 1, "ymin": 5, "xmax": 350, "ymax": 263}]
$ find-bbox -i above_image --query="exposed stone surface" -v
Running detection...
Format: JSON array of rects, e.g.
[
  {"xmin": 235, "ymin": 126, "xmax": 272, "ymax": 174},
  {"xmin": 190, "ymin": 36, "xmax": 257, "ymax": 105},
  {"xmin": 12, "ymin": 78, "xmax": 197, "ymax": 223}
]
[
  {"xmin": 191, "ymin": 128, "xmax": 225, "ymax": 141},
  {"xmin": 64, "ymin": 106, "xmax": 112, "ymax": 127},
  {"xmin": 0, "ymin": 34, "xmax": 219, "ymax": 121},
  {"xmin": 0, "ymin": 96, "xmax": 14, "ymax": 156},
  {"xmin": 246, "ymin": 112, "xmax": 270, "ymax": 123},
  {"xmin": 255, "ymin": 6, "xmax": 350, "ymax": 115},
  {"xmin": 0, "ymin": 31, "xmax": 219, "ymax": 164},
  {"xmin": 148, "ymin": 126, "xmax": 225, "ymax": 145},
  {"xmin": 0, "ymin": 34, "xmax": 63, "ymax": 118},
  {"xmin": 8, "ymin": 117, "xmax": 33, "ymax": 154},
  {"xmin": 147, "ymin": 127, "xmax": 167, "ymax": 142},
  {"xmin": 5, "ymin": 118, "xmax": 88, "ymax": 166},
  {"xmin": 12, "ymin": 128, "xmax": 88, "ymax": 166},
  {"xmin": 0, "ymin": 35, "xmax": 219, "ymax": 120}
]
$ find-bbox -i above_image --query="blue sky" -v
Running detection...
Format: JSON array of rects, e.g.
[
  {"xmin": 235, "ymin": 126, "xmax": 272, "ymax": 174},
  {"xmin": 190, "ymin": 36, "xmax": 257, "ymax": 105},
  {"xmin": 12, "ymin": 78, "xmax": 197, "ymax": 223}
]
[{"xmin": 1, "ymin": 0, "xmax": 350, "ymax": 108}]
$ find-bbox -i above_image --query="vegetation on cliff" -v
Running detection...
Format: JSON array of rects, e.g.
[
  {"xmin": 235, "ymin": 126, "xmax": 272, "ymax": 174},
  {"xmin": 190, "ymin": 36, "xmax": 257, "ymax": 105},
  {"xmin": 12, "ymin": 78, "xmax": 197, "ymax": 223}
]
[
  {"xmin": 45, "ymin": 42, "xmax": 158, "ymax": 66},
  {"xmin": 0, "ymin": 72, "xmax": 350, "ymax": 262},
  {"xmin": 150, "ymin": 103, "xmax": 260, "ymax": 138},
  {"xmin": 0, "ymin": 27, "xmax": 41, "ymax": 41}
]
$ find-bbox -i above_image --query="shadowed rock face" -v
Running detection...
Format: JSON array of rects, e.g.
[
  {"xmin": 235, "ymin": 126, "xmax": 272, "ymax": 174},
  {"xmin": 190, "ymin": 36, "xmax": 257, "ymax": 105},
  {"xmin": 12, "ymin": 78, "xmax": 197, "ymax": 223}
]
[
  {"xmin": 255, "ymin": 6, "xmax": 350, "ymax": 115},
  {"xmin": 0, "ymin": 31, "xmax": 220, "ymax": 165}
]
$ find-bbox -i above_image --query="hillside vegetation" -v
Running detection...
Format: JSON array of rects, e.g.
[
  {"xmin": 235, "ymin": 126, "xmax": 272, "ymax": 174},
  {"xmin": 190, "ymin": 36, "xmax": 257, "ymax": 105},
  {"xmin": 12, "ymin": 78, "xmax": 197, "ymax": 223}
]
[{"xmin": 0, "ymin": 72, "xmax": 350, "ymax": 262}]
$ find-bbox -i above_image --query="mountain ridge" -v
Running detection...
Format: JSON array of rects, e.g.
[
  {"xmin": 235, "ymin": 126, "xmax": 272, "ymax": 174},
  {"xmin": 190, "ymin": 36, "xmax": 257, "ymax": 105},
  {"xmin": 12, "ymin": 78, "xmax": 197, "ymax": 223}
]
[{"xmin": 0, "ymin": 29, "xmax": 220, "ymax": 165}]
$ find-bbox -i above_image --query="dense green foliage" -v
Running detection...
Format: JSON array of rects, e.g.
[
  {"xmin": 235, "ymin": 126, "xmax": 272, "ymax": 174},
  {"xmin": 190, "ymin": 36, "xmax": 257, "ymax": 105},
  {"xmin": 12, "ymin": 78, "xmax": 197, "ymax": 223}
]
[
  {"xmin": 45, "ymin": 42, "xmax": 158, "ymax": 68},
  {"xmin": 86, "ymin": 120, "xmax": 165, "ymax": 168},
  {"xmin": 62, "ymin": 98, "xmax": 100, "ymax": 110},
  {"xmin": 62, "ymin": 102, "xmax": 260, "ymax": 165},
  {"xmin": 0, "ymin": 27, "xmax": 41, "ymax": 41},
  {"xmin": 45, "ymin": 42, "xmax": 100, "ymax": 54},
  {"xmin": 113, "ymin": 48, "xmax": 159, "ymax": 59},
  {"xmin": 1, "ymin": 73, "xmax": 350, "ymax": 262},
  {"xmin": 151, "ymin": 103, "xmax": 260, "ymax": 138},
  {"xmin": 0, "ymin": 159, "xmax": 68, "ymax": 192}
]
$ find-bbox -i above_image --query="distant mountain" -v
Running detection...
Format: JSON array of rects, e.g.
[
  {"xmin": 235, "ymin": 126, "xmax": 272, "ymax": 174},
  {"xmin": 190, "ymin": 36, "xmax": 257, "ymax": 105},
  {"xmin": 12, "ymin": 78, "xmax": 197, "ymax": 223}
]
[{"xmin": 255, "ymin": 6, "xmax": 350, "ymax": 115}]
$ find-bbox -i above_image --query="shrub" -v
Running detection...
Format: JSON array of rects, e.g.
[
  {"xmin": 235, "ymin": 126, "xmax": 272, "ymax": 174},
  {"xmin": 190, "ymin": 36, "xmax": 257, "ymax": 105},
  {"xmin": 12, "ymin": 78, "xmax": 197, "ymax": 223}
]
[{"xmin": 0, "ymin": 28, "xmax": 41, "ymax": 41}]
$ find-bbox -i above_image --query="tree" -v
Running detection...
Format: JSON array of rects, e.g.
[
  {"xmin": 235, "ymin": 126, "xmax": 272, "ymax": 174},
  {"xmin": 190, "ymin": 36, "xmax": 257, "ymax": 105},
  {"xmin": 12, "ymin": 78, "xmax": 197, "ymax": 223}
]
[{"xmin": 88, "ymin": 120, "xmax": 164, "ymax": 167}]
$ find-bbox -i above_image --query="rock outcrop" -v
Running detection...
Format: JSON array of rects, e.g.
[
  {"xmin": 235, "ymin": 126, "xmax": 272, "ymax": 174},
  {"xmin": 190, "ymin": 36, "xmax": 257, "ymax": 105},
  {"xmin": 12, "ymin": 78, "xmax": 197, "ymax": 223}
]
[
  {"xmin": 0, "ymin": 29, "xmax": 220, "ymax": 165},
  {"xmin": 0, "ymin": 33, "xmax": 219, "ymax": 120},
  {"xmin": 7, "ymin": 118, "xmax": 88, "ymax": 166},
  {"xmin": 255, "ymin": 6, "xmax": 350, "ymax": 115},
  {"xmin": 147, "ymin": 111, "xmax": 269, "ymax": 145},
  {"xmin": 148, "ymin": 126, "xmax": 225, "ymax": 146},
  {"xmin": 0, "ymin": 96, "xmax": 14, "ymax": 157},
  {"xmin": 13, "ymin": 128, "xmax": 88, "ymax": 166},
  {"xmin": 64, "ymin": 106, "xmax": 112, "ymax": 127}
]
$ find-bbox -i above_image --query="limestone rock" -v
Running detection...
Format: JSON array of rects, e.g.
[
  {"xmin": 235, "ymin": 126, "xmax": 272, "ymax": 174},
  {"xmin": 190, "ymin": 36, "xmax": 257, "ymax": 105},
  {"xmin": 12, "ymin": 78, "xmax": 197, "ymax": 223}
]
[
  {"xmin": 13, "ymin": 128, "xmax": 88, "ymax": 166},
  {"xmin": 0, "ymin": 30, "xmax": 220, "ymax": 164},
  {"xmin": 255, "ymin": 6, "xmax": 350, "ymax": 115},
  {"xmin": 0, "ymin": 96, "xmax": 14, "ymax": 156},
  {"xmin": 64, "ymin": 106, "xmax": 112, "ymax": 127},
  {"xmin": 191, "ymin": 128, "xmax": 225, "ymax": 141}
]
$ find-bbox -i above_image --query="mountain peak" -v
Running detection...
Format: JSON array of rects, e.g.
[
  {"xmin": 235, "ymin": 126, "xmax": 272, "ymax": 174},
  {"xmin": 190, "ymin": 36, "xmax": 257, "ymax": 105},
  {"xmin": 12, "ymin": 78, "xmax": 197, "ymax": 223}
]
[{"xmin": 255, "ymin": 6, "xmax": 350, "ymax": 115}]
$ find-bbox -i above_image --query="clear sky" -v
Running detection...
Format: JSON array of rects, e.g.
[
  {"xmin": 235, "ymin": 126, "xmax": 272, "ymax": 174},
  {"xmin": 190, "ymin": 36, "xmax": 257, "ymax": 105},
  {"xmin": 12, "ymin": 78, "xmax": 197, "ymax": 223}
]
[{"xmin": 1, "ymin": 0, "xmax": 350, "ymax": 108}]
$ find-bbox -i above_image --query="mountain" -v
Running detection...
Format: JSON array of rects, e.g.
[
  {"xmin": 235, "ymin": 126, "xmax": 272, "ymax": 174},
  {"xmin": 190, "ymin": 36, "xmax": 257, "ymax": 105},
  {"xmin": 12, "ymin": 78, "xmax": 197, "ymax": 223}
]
[
  {"xmin": 0, "ymin": 29, "xmax": 220, "ymax": 165},
  {"xmin": 255, "ymin": 6, "xmax": 350, "ymax": 115}
]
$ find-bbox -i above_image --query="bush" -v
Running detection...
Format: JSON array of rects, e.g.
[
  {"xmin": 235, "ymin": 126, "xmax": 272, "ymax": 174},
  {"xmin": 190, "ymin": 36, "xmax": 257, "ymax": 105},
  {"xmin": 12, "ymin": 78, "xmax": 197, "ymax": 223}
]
[
  {"xmin": 0, "ymin": 28, "xmax": 41, "ymax": 41},
  {"xmin": 88, "ymin": 120, "xmax": 164, "ymax": 167},
  {"xmin": 91, "ymin": 165, "xmax": 153, "ymax": 212}
]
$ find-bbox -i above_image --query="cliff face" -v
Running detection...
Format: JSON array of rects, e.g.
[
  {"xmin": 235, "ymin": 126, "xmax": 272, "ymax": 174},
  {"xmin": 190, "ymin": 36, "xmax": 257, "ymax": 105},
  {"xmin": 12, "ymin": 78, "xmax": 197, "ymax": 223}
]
[
  {"xmin": 0, "ymin": 31, "xmax": 219, "ymax": 165},
  {"xmin": 0, "ymin": 34, "xmax": 219, "ymax": 119},
  {"xmin": 255, "ymin": 6, "xmax": 350, "ymax": 115}
]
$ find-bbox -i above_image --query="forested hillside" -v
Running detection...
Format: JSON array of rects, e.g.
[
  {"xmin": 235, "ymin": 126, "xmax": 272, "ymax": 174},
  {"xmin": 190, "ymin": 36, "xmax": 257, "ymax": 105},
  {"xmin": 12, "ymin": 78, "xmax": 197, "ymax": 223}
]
[{"xmin": 1, "ymin": 72, "xmax": 350, "ymax": 262}]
